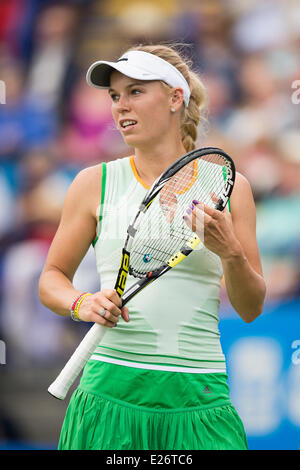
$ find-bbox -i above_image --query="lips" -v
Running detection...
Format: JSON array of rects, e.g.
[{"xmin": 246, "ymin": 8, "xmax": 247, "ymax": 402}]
[{"xmin": 119, "ymin": 119, "xmax": 137, "ymax": 130}]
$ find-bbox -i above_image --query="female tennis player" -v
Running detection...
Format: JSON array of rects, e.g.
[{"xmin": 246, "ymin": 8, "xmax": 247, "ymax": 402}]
[{"xmin": 38, "ymin": 44, "xmax": 266, "ymax": 450}]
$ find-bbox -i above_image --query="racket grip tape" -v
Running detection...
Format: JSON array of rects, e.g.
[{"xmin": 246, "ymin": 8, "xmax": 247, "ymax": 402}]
[{"xmin": 48, "ymin": 323, "xmax": 106, "ymax": 400}]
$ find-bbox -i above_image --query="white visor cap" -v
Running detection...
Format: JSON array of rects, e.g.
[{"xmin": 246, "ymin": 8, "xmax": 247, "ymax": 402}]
[{"xmin": 86, "ymin": 50, "xmax": 191, "ymax": 107}]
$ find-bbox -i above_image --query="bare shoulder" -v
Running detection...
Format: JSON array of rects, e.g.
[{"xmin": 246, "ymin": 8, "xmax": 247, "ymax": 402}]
[
  {"xmin": 230, "ymin": 171, "xmax": 256, "ymax": 219},
  {"xmin": 232, "ymin": 171, "xmax": 253, "ymax": 196},
  {"xmin": 72, "ymin": 163, "xmax": 102, "ymax": 192},
  {"xmin": 229, "ymin": 173, "xmax": 263, "ymax": 276},
  {"xmin": 64, "ymin": 163, "xmax": 102, "ymax": 216},
  {"xmin": 40, "ymin": 163, "xmax": 103, "ymax": 279}
]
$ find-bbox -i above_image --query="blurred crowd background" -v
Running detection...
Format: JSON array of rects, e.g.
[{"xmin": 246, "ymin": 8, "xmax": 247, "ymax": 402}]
[{"xmin": 0, "ymin": 0, "xmax": 300, "ymax": 450}]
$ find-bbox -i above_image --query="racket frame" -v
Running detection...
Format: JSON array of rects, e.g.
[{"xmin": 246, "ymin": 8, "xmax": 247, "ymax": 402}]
[{"xmin": 115, "ymin": 147, "xmax": 235, "ymax": 305}]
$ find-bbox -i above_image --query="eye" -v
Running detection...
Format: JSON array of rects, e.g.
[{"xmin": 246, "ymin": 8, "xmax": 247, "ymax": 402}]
[
  {"xmin": 110, "ymin": 93, "xmax": 119, "ymax": 102},
  {"xmin": 131, "ymin": 88, "xmax": 142, "ymax": 96}
]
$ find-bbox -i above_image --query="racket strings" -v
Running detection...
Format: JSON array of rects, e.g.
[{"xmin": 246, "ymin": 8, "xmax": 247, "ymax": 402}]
[{"xmin": 129, "ymin": 154, "xmax": 229, "ymax": 277}]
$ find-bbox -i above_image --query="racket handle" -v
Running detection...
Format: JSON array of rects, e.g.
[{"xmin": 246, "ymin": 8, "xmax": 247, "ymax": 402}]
[{"xmin": 48, "ymin": 323, "xmax": 106, "ymax": 400}]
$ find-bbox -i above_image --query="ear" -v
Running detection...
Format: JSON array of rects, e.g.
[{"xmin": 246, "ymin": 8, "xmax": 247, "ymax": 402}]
[{"xmin": 169, "ymin": 87, "xmax": 184, "ymax": 112}]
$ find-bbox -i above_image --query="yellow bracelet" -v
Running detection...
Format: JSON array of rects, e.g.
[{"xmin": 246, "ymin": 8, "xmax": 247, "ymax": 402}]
[
  {"xmin": 74, "ymin": 293, "xmax": 92, "ymax": 319},
  {"xmin": 71, "ymin": 293, "xmax": 92, "ymax": 321}
]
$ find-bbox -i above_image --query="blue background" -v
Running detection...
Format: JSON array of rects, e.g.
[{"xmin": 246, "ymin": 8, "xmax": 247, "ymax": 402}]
[{"xmin": 220, "ymin": 299, "xmax": 300, "ymax": 450}]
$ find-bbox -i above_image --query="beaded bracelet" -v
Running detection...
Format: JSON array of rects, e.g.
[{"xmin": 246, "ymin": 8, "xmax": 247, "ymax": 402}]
[{"xmin": 70, "ymin": 292, "xmax": 92, "ymax": 322}]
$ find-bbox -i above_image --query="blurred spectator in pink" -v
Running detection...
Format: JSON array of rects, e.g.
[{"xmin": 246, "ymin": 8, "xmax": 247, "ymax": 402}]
[{"xmin": 59, "ymin": 77, "xmax": 129, "ymax": 165}]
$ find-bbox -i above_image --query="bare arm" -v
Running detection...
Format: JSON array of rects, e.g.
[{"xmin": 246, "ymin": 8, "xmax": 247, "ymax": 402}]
[
  {"xmin": 38, "ymin": 165, "xmax": 129, "ymax": 327},
  {"xmin": 184, "ymin": 172, "xmax": 266, "ymax": 323},
  {"xmin": 220, "ymin": 173, "xmax": 266, "ymax": 322}
]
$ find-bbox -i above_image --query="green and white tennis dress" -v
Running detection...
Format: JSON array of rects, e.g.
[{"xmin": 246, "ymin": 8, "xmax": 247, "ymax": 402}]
[{"xmin": 58, "ymin": 156, "xmax": 248, "ymax": 450}]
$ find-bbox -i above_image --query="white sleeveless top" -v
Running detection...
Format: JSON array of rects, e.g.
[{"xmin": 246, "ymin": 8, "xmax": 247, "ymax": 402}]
[{"xmin": 91, "ymin": 156, "xmax": 226, "ymax": 373}]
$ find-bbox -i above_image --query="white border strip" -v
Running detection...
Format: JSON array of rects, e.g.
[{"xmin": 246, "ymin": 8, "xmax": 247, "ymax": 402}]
[{"xmin": 90, "ymin": 354, "xmax": 226, "ymax": 374}]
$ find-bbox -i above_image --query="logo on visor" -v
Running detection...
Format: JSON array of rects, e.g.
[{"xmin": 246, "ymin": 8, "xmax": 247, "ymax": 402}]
[{"xmin": 117, "ymin": 58, "xmax": 129, "ymax": 62}]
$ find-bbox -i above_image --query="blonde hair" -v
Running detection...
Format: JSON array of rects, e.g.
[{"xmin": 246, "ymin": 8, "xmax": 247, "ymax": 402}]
[{"xmin": 127, "ymin": 43, "xmax": 208, "ymax": 152}]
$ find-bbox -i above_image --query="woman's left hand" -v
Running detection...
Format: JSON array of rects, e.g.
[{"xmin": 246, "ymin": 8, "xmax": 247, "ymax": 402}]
[{"xmin": 183, "ymin": 198, "xmax": 241, "ymax": 260}]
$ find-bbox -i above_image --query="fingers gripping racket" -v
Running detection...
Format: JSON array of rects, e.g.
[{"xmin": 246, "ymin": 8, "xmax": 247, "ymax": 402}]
[{"xmin": 48, "ymin": 147, "xmax": 235, "ymax": 399}]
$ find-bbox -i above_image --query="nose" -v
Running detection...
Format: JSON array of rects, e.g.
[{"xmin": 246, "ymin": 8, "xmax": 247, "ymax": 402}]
[{"xmin": 116, "ymin": 93, "xmax": 131, "ymax": 113}]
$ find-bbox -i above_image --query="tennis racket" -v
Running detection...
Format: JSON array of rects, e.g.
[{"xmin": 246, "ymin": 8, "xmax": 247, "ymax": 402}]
[{"xmin": 48, "ymin": 147, "xmax": 235, "ymax": 399}]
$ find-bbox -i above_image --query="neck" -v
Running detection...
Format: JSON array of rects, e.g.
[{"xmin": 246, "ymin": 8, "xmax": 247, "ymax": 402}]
[{"xmin": 133, "ymin": 140, "xmax": 187, "ymax": 187}]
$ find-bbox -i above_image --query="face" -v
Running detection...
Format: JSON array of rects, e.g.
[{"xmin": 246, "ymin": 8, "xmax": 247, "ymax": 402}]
[{"xmin": 109, "ymin": 71, "xmax": 174, "ymax": 149}]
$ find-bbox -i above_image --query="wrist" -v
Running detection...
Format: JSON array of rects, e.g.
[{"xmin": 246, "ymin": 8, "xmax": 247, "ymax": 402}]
[
  {"xmin": 70, "ymin": 292, "xmax": 92, "ymax": 322},
  {"xmin": 221, "ymin": 240, "xmax": 245, "ymax": 263}
]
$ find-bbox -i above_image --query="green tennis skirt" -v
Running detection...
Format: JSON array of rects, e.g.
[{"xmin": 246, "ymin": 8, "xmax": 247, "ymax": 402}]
[{"xmin": 58, "ymin": 360, "xmax": 248, "ymax": 450}]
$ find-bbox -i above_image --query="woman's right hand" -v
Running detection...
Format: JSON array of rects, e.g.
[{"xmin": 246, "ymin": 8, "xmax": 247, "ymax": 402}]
[{"xmin": 76, "ymin": 289, "xmax": 130, "ymax": 327}]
